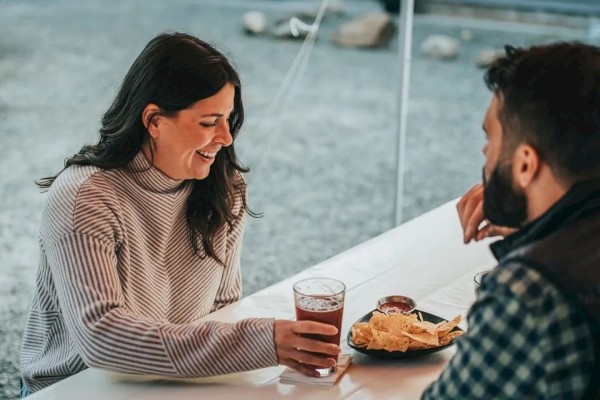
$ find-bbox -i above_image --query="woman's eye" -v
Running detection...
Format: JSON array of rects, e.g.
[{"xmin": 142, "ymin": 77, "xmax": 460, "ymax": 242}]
[{"xmin": 200, "ymin": 121, "xmax": 217, "ymax": 128}]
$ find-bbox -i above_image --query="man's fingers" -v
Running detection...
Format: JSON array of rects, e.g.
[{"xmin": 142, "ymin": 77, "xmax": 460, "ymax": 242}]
[
  {"xmin": 464, "ymin": 202, "xmax": 485, "ymax": 243},
  {"xmin": 475, "ymin": 223, "xmax": 518, "ymax": 240},
  {"xmin": 457, "ymin": 184, "xmax": 482, "ymax": 211},
  {"xmin": 488, "ymin": 225, "xmax": 518, "ymax": 238},
  {"xmin": 457, "ymin": 184, "xmax": 482, "ymax": 209},
  {"xmin": 457, "ymin": 186, "xmax": 484, "ymax": 230},
  {"xmin": 476, "ymin": 224, "xmax": 491, "ymax": 241}
]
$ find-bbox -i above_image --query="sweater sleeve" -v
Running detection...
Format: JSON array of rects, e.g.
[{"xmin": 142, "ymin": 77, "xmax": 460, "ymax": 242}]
[{"xmin": 42, "ymin": 179, "xmax": 278, "ymax": 378}]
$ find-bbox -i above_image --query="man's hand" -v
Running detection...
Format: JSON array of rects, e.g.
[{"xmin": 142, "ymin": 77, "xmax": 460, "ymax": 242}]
[
  {"xmin": 457, "ymin": 184, "xmax": 516, "ymax": 244},
  {"xmin": 273, "ymin": 320, "xmax": 340, "ymax": 378}
]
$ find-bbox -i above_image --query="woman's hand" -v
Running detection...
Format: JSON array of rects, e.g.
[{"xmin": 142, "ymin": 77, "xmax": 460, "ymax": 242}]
[
  {"xmin": 457, "ymin": 184, "xmax": 516, "ymax": 244},
  {"xmin": 273, "ymin": 320, "xmax": 341, "ymax": 378}
]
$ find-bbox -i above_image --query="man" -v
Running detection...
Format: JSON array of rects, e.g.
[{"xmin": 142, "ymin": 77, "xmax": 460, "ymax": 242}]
[{"xmin": 422, "ymin": 42, "xmax": 599, "ymax": 399}]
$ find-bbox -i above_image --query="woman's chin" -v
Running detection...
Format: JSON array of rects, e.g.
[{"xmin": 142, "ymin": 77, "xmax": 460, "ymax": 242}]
[{"xmin": 191, "ymin": 168, "xmax": 211, "ymax": 180}]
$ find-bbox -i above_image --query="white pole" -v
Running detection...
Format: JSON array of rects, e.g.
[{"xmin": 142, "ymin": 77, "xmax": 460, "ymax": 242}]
[{"xmin": 394, "ymin": 0, "xmax": 415, "ymax": 227}]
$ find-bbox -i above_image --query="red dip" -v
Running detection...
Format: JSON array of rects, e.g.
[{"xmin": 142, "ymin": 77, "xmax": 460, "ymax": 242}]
[{"xmin": 379, "ymin": 301, "xmax": 413, "ymax": 314}]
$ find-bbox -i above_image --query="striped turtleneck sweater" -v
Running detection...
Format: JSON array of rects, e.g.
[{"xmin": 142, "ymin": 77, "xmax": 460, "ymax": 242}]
[{"xmin": 20, "ymin": 152, "xmax": 278, "ymax": 393}]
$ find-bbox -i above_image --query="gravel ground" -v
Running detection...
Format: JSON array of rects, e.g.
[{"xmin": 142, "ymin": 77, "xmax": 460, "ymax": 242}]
[{"xmin": 0, "ymin": 0, "xmax": 588, "ymax": 398}]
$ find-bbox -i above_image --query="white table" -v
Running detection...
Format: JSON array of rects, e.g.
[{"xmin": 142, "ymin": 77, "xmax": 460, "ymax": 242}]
[{"xmin": 26, "ymin": 200, "xmax": 497, "ymax": 400}]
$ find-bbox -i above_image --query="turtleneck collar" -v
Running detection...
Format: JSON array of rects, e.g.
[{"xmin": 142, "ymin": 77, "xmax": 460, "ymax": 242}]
[{"xmin": 126, "ymin": 151, "xmax": 187, "ymax": 194}]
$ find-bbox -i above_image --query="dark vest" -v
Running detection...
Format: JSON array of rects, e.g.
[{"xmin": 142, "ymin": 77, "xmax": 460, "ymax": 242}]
[{"xmin": 490, "ymin": 179, "xmax": 600, "ymax": 400}]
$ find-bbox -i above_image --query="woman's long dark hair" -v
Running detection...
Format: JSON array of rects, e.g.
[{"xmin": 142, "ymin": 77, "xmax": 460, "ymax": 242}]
[{"xmin": 38, "ymin": 32, "xmax": 257, "ymax": 263}]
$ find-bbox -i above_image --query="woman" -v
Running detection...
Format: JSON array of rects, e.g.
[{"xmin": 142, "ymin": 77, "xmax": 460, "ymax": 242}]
[{"xmin": 20, "ymin": 32, "xmax": 339, "ymax": 396}]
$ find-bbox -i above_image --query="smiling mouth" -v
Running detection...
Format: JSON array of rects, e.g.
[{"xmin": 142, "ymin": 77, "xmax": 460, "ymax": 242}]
[{"xmin": 196, "ymin": 150, "xmax": 217, "ymax": 159}]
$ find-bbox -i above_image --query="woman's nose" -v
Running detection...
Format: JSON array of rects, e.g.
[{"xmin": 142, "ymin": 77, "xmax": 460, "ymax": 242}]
[{"xmin": 215, "ymin": 120, "xmax": 233, "ymax": 146}]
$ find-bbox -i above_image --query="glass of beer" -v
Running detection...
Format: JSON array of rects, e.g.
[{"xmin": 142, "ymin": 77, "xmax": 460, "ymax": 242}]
[{"xmin": 293, "ymin": 277, "xmax": 345, "ymax": 377}]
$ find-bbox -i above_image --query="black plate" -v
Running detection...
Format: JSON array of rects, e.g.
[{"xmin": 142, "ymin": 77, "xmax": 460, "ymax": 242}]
[{"xmin": 347, "ymin": 309, "xmax": 464, "ymax": 359}]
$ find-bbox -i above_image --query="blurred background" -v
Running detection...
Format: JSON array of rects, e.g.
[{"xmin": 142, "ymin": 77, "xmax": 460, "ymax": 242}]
[{"xmin": 1, "ymin": 0, "xmax": 598, "ymax": 398}]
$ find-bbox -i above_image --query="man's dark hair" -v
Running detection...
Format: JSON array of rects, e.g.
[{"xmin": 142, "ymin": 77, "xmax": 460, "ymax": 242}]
[{"xmin": 485, "ymin": 42, "xmax": 600, "ymax": 186}]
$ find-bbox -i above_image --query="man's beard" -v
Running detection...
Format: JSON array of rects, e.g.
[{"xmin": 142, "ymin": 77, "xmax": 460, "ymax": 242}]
[{"xmin": 482, "ymin": 162, "xmax": 528, "ymax": 228}]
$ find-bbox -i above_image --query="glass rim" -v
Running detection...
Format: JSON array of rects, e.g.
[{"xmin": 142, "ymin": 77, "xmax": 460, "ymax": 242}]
[
  {"xmin": 293, "ymin": 277, "xmax": 346, "ymax": 297},
  {"xmin": 473, "ymin": 270, "xmax": 491, "ymax": 285}
]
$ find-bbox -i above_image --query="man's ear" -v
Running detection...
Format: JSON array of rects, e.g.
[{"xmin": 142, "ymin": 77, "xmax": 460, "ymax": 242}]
[
  {"xmin": 512, "ymin": 143, "xmax": 540, "ymax": 189},
  {"xmin": 141, "ymin": 104, "xmax": 161, "ymax": 138}
]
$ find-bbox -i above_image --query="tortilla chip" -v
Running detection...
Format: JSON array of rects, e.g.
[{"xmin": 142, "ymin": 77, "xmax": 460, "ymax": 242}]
[
  {"xmin": 351, "ymin": 312, "xmax": 463, "ymax": 353},
  {"xmin": 411, "ymin": 321, "xmax": 438, "ymax": 335},
  {"xmin": 351, "ymin": 323, "xmax": 372, "ymax": 347},
  {"xmin": 367, "ymin": 329, "xmax": 410, "ymax": 352},
  {"xmin": 370, "ymin": 312, "xmax": 417, "ymax": 336},
  {"xmin": 407, "ymin": 339, "xmax": 432, "ymax": 350},
  {"xmin": 400, "ymin": 330, "xmax": 439, "ymax": 347},
  {"xmin": 437, "ymin": 315, "xmax": 461, "ymax": 336},
  {"xmin": 439, "ymin": 330, "xmax": 464, "ymax": 346}
]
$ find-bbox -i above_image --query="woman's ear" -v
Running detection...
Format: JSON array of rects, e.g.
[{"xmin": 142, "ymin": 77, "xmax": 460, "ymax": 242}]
[
  {"xmin": 141, "ymin": 104, "xmax": 161, "ymax": 138},
  {"xmin": 512, "ymin": 143, "xmax": 540, "ymax": 189}
]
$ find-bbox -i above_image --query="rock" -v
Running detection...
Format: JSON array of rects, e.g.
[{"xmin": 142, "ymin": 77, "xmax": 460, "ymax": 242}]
[
  {"xmin": 420, "ymin": 35, "xmax": 460, "ymax": 60},
  {"xmin": 275, "ymin": 12, "xmax": 316, "ymax": 26},
  {"xmin": 477, "ymin": 48, "xmax": 502, "ymax": 68},
  {"xmin": 272, "ymin": 17, "xmax": 314, "ymax": 39},
  {"xmin": 242, "ymin": 11, "xmax": 268, "ymax": 35},
  {"xmin": 271, "ymin": 11, "xmax": 321, "ymax": 39},
  {"xmin": 331, "ymin": 12, "xmax": 395, "ymax": 48},
  {"xmin": 460, "ymin": 29, "xmax": 473, "ymax": 41}
]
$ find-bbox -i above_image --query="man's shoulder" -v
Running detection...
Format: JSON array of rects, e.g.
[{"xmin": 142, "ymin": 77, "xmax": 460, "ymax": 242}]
[
  {"xmin": 480, "ymin": 261, "xmax": 592, "ymax": 340},
  {"xmin": 479, "ymin": 260, "xmax": 592, "ymax": 335},
  {"xmin": 484, "ymin": 261, "xmax": 556, "ymax": 305}
]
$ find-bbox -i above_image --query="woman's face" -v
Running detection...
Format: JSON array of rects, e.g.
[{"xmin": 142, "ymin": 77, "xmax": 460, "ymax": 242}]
[{"xmin": 144, "ymin": 83, "xmax": 235, "ymax": 180}]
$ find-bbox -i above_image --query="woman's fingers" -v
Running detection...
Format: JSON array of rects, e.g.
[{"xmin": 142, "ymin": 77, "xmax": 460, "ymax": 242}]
[
  {"xmin": 274, "ymin": 320, "xmax": 341, "ymax": 373},
  {"xmin": 292, "ymin": 320, "xmax": 338, "ymax": 336},
  {"xmin": 280, "ymin": 359, "xmax": 320, "ymax": 378},
  {"xmin": 287, "ymin": 348, "xmax": 337, "ymax": 369},
  {"xmin": 291, "ymin": 335, "xmax": 340, "ymax": 357},
  {"xmin": 282, "ymin": 320, "xmax": 340, "ymax": 356}
]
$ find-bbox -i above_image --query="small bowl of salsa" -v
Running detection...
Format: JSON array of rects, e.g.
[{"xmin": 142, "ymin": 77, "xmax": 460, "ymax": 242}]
[{"xmin": 376, "ymin": 295, "xmax": 417, "ymax": 315}]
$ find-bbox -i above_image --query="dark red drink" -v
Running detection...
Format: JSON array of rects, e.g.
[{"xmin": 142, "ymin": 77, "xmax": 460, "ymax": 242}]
[
  {"xmin": 293, "ymin": 278, "xmax": 346, "ymax": 376},
  {"xmin": 295, "ymin": 296, "xmax": 344, "ymax": 346}
]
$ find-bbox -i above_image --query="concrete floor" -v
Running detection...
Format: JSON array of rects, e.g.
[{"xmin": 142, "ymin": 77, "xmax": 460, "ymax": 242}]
[{"xmin": 0, "ymin": 0, "xmax": 589, "ymax": 397}]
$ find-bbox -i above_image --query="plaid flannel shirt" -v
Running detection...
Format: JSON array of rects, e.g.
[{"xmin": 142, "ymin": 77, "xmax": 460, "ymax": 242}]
[{"xmin": 422, "ymin": 261, "xmax": 594, "ymax": 399}]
